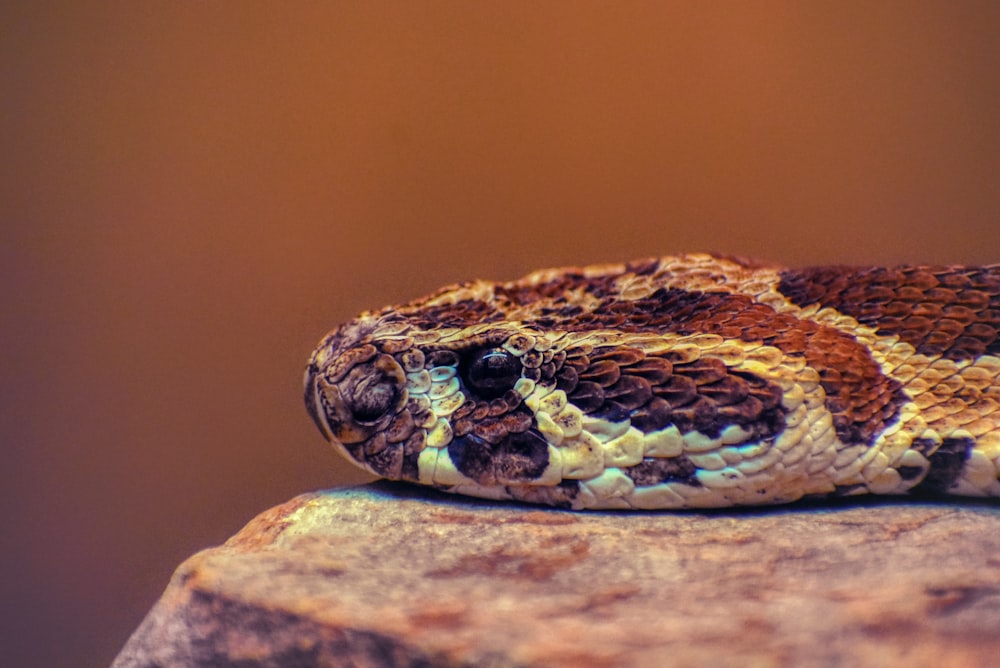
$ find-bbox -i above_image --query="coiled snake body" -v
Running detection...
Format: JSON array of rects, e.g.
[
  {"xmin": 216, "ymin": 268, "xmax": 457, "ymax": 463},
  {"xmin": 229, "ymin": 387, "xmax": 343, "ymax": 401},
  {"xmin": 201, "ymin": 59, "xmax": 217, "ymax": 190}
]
[{"xmin": 305, "ymin": 254, "xmax": 1000, "ymax": 509}]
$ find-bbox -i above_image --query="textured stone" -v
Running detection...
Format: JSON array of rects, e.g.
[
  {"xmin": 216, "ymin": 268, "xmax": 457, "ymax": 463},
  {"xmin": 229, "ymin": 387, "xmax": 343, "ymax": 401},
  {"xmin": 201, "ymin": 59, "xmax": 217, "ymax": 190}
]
[{"xmin": 114, "ymin": 483, "xmax": 1000, "ymax": 667}]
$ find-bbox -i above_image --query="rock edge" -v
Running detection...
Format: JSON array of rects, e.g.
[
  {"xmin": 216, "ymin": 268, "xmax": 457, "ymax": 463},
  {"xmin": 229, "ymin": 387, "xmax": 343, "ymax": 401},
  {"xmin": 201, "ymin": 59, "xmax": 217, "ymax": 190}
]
[{"xmin": 114, "ymin": 483, "xmax": 1000, "ymax": 667}]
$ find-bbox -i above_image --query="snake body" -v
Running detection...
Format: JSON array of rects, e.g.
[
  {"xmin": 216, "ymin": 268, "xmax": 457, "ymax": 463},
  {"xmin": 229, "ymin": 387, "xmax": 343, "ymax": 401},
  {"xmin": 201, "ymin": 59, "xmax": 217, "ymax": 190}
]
[{"xmin": 305, "ymin": 254, "xmax": 1000, "ymax": 509}]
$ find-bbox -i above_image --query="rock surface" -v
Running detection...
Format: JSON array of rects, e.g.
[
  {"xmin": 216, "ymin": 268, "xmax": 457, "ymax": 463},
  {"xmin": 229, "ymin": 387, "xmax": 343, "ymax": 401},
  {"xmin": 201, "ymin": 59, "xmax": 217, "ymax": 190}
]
[{"xmin": 115, "ymin": 483, "xmax": 1000, "ymax": 667}]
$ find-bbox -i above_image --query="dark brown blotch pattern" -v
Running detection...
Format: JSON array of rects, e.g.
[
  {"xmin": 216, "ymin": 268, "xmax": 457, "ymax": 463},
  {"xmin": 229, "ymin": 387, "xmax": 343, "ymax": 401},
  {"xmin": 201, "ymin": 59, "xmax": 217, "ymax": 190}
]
[
  {"xmin": 452, "ymin": 396, "xmax": 529, "ymax": 441},
  {"xmin": 625, "ymin": 455, "xmax": 701, "ymax": 487},
  {"xmin": 910, "ymin": 436, "xmax": 974, "ymax": 495},
  {"xmin": 778, "ymin": 264, "xmax": 1000, "ymax": 361},
  {"xmin": 448, "ymin": 428, "xmax": 551, "ymax": 485},
  {"xmin": 406, "ymin": 299, "xmax": 505, "ymax": 329},
  {"xmin": 536, "ymin": 288, "xmax": 906, "ymax": 447},
  {"xmin": 563, "ymin": 344, "xmax": 786, "ymax": 441},
  {"xmin": 494, "ymin": 272, "xmax": 622, "ymax": 306}
]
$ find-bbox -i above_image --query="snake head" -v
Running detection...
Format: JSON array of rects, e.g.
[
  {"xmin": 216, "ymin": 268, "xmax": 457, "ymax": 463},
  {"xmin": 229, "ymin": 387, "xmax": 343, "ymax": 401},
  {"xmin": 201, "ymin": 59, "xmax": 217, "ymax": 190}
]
[{"xmin": 304, "ymin": 297, "xmax": 573, "ymax": 500}]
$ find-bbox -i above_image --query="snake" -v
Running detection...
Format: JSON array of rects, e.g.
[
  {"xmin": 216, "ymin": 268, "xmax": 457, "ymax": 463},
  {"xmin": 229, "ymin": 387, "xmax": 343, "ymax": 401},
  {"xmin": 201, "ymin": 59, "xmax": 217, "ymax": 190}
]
[{"xmin": 304, "ymin": 254, "xmax": 1000, "ymax": 509}]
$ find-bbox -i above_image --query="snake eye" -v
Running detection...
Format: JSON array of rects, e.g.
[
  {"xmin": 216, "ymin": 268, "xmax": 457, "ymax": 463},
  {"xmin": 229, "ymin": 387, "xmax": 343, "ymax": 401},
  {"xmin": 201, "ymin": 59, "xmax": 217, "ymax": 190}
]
[{"xmin": 463, "ymin": 347, "xmax": 521, "ymax": 399}]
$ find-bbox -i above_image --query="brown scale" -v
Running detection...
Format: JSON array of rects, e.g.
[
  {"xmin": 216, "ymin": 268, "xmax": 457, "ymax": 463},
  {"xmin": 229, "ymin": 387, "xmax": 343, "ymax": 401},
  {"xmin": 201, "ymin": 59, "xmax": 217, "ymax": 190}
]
[
  {"xmin": 470, "ymin": 403, "xmax": 492, "ymax": 420},
  {"xmin": 630, "ymin": 398, "xmax": 673, "ymax": 432},
  {"xmin": 650, "ymin": 374, "xmax": 698, "ymax": 406},
  {"xmin": 626, "ymin": 357, "xmax": 674, "ymax": 384},
  {"xmin": 470, "ymin": 414, "xmax": 515, "ymax": 445},
  {"xmin": 451, "ymin": 401, "xmax": 476, "ymax": 422},
  {"xmin": 555, "ymin": 365, "xmax": 580, "ymax": 393},
  {"xmin": 454, "ymin": 396, "xmax": 530, "ymax": 441},
  {"xmin": 494, "ymin": 272, "xmax": 622, "ymax": 306},
  {"xmin": 667, "ymin": 397, "xmax": 720, "ymax": 435},
  {"xmin": 547, "ymin": 287, "xmax": 903, "ymax": 447},
  {"xmin": 698, "ymin": 375, "xmax": 750, "ymax": 406},
  {"xmin": 406, "ymin": 398, "xmax": 433, "ymax": 430},
  {"xmin": 488, "ymin": 397, "xmax": 512, "ymax": 417},
  {"xmin": 404, "ymin": 299, "xmax": 505, "ymax": 329},
  {"xmin": 678, "ymin": 357, "xmax": 729, "ymax": 386},
  {"xmin": 384, "ymin": 410, "xmax": 416, "ymax": 443},
  {"xmin": 321, "ymin": 343, "xmax": 377, "ymax": 384},
  {"xmin": 425, "ymin": 349, "xmax": 460, "ymax": 368},
  {"xmin": 590, "ymin": 346, "xmax": 647, "ymax": 366},
  {"xmin": 503, "ymin": 388, "xmax": 524, "ymax": 408},
  {"xmin": 603, "ymin": 375, "xmax": 653, "ymax": 410},
  {"xmin": 778, "ymin": 264, "xmax": 1000, "ymax": 361},
  {"xmin": 362, "ymin": 434, "xmax": 401, "ymax": 478},
  {"xmin": 521, "ymin": 350, "xmax": 544, "ymax": 369},
  {"xmin": 568, "ymin": 381, "xmax": 606, "ymax": 413},
  {"xmin": 400, "ymin": 432, "xmax": 423, "ymax": 480},
  {"xmin": 566, "ymin": 312, "xmax": 627, "ymax": 329},
  {"xmin": 377, "ymin": 337, "xmax": 414, "ymax": 355},
  {"xmin": 563, "ymin": 340, "xmax": 786, "ymax": 439},
  {"xmin": 563, "ymin": 350, "xmax": 593, "ymax": 372},
  {"xmin": 354, "ymin": 446, "xmax": 387, "ymax": 474},
  {"xmin": 362, "ymin": 427, "xmax": 427, "ymax": 481},
  {"xmin": 578, "ymin": 359, "xmax": 621, "ymax": 386}
]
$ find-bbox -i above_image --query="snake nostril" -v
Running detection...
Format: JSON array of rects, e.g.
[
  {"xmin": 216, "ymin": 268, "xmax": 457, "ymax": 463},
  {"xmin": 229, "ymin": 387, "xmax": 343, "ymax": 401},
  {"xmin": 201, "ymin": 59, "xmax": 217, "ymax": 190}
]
[
  {"xmin": 348, "ymin": 374, "xmax": 398, "ymax": 423},
  {"xmin": 341, "ymin": 353, "xmax": 407, "ymax": 426}
]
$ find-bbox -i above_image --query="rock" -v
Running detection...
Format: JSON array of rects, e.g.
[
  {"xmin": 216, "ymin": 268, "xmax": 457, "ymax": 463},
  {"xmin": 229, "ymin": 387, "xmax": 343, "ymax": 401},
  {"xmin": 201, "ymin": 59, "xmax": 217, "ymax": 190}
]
[{"xmin": 114, "ymin": 483, "xmax": 1000, "ymax": 667}]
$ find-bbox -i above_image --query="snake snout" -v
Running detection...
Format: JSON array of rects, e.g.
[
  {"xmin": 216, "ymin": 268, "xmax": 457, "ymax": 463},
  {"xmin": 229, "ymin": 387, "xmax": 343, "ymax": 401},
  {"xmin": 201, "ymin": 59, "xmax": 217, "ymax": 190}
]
[
  {"xmin": 341, "ymin": 356, "xmax": 407, "ymax": 425},
  {"xmin": 305, "ymin": 343, "xmax": 409, "ymax": 451}
]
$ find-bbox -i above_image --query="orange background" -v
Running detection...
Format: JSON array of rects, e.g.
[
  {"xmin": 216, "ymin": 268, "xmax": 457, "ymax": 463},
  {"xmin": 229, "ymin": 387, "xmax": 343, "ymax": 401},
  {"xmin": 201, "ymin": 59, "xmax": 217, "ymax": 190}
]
[{"xmin": 3, "ymin": 2, "xmax": 999, "ymax": 665}]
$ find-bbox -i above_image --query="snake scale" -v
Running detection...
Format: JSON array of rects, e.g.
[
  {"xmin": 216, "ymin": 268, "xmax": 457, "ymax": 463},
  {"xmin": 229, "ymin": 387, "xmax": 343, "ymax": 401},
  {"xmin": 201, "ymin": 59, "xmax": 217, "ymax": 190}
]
[{"xmin": 305, "ymin": 254, "xmax": 1000, "ymax": 509}]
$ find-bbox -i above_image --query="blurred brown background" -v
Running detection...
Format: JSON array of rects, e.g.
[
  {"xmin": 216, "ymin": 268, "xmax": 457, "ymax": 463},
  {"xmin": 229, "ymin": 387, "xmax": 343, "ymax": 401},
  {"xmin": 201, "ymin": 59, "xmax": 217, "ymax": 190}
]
[{"xmin": 2, "ymin": 2, "xmax": 999, "ymax": 665}]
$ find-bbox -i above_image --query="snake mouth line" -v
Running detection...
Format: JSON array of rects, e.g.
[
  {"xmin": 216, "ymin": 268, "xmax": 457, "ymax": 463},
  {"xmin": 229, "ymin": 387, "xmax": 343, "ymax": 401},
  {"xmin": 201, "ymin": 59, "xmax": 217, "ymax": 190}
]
[
  {"xmin": 303, "ymin": 359, "xmax": 326, "ymax": 431},
  {"xmin": 304, "ymin": 366, "xmax": 334, "ymax": 442}
]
